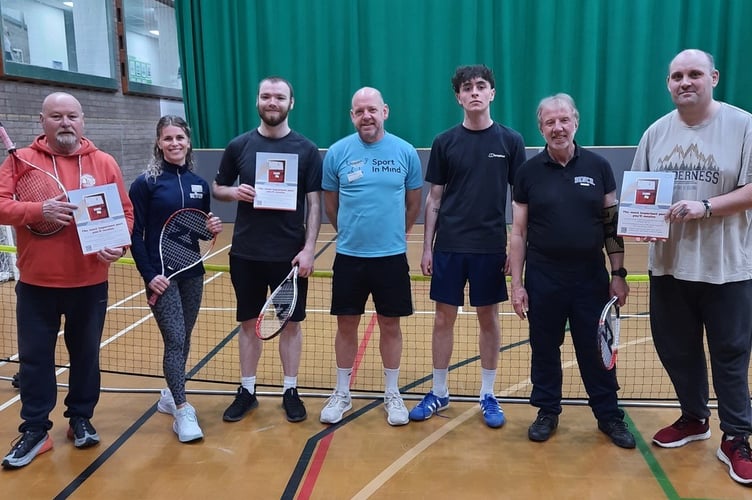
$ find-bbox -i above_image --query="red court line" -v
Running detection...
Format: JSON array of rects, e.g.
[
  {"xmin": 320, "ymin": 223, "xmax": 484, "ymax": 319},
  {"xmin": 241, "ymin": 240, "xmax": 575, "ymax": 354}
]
[
  {"xmin": 350, "ymin": 313, "xmax": 377, "ymax": 386},
  {"xmin": 297, "ymin": 313, "xmax": 378, "ymax": 499},
  {"xmin": 298, "ymin": 433, "xmax": 334, "ymax": 500}
]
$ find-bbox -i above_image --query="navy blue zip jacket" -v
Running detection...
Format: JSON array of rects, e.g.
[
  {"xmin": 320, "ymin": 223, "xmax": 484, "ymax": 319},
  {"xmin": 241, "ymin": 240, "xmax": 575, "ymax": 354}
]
[{"xmin": 128, "ymin": 160, "xmax": 212, "ymax": 284}]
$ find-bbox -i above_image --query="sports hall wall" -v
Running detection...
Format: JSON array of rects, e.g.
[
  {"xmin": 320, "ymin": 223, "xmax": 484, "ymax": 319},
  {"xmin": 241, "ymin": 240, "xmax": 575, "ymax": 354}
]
[{"xmin": 176, "ymin": 0, "xmax": 752, "ymax": 150}]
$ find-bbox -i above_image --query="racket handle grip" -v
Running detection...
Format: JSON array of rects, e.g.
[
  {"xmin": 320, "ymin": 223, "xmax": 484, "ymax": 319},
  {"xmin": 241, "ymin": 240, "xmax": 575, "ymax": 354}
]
[{"xmin": 0, "ymin": 123, "xmax": 16, "ymax": 153}]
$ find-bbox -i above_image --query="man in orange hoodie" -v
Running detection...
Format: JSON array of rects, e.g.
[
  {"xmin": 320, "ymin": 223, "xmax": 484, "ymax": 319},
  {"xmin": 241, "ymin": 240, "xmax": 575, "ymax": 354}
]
[{"xmin": 0, "ymin": 92, "xmax": 133, "ymax": 469}]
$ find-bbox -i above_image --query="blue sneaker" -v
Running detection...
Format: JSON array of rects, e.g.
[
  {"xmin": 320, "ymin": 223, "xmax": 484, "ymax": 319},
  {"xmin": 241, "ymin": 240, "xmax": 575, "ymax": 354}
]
[
  {"xmin": 409, "ymin": 391, "xmax": 449, "ymax": 421},
  {"xmin": 480, "ymin": 394, "xmax": 505, "ymax": 428}
]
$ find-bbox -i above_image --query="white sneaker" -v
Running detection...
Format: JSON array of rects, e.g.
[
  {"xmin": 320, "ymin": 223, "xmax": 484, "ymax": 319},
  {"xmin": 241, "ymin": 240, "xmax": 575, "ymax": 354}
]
[
  {"xmin": 384, "ymin": 392, "xmax": 409, "ymax": 426},
  {"xmin": 173, "ymin": 405, "xmax": 203, "ymax": 443},
  {"xmin": 157, "ymin": 388, "xmax": 177, "ymax": 416},
  {"xmin": 320, "ymin": 392, "xmax": 352, "ymax": 424}
]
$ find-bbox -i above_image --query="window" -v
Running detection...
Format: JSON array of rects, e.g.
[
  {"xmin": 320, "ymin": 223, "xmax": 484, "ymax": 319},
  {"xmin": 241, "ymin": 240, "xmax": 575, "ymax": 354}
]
[
  {"xmin": 121, "ymin": 0, "xmax": 181, "ymax": 99},
  {"xmin": 0, "ymin": 0, "xmax": 118, "ymax": 89}
]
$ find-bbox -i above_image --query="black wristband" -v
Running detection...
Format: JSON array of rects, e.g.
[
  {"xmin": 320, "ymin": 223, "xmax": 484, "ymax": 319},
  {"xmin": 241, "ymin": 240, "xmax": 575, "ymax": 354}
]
[{"xmin": 611, "ymin": 267, "xmax": 628, "ymax": 278}]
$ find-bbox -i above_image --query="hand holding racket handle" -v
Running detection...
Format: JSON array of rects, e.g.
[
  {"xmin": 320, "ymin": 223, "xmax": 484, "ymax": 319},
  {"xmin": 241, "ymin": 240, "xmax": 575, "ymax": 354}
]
[
  {"xmin": 147, "ymin": 275, "xmax": 170, "ymax": 306},
  {"xmin": 148, "ymin": 208, "xmax": 217, "ymax": 306},
  {"xmin": 0, "ymin": 121, "xmax": 16, "ymax": 153}
]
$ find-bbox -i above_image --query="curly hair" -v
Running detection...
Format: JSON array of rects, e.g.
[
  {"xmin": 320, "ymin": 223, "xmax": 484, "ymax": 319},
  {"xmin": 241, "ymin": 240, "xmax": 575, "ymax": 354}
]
[
  {"xmin": 451, "ymin": 65, "xmax": 495, "ymax": 93},
  {"xmin": 144, "ymin": 115, "xmax": 194, "ymax": 181}
]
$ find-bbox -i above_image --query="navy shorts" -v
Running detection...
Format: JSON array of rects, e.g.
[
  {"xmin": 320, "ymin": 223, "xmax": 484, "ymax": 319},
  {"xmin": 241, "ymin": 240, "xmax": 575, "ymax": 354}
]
[
  {"xmin": 331, "ymin": 253, "xmax": 413, "ymax": 317},
  {"xmin": 429, "ymin": 251, "xmax": 508, "ymax": 307},
  {"xmin": 229, "ymin": 256, "xmax": 308, "ymax": 323}
]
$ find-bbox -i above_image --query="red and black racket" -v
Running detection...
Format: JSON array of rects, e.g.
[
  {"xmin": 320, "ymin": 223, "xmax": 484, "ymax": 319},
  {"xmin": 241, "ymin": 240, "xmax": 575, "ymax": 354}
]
[
  {"xmin": 1, "ymin": 121, "xmax": 69, "ymax": 236},
  {"xmin": 598, "ymin": 296, "xmax": 620, "ymax": 370},
  {"xmin": 255, "ymin": 265, "xmax": 299, "ymax": 340},
  {"xmin": 149, "ymin": 208, "xmax": 217, "ymax": 306}
]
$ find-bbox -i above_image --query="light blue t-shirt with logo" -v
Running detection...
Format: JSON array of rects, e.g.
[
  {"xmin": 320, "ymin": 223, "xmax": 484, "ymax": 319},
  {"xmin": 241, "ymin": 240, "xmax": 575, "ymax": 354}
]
[{"xmin": 322, "ymin": 132, "xmax": 422, "ymax": 257}]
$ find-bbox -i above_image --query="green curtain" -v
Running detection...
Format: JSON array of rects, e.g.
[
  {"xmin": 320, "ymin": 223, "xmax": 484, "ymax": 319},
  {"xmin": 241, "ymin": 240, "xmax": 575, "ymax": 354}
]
[{"xmin": 176, "ymin": 0, "xmax": 752, "ymax": 150}]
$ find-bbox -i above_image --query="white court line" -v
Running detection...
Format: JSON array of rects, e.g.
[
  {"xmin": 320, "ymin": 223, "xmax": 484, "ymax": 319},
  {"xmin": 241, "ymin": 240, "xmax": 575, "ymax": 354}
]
[
  {"xmin": 0, "ymin": 250, "xmax": 230, "ymax": 411},
  {"xmin": 351, "ymin": 334, "xmax": 652, "ymax": 498}
]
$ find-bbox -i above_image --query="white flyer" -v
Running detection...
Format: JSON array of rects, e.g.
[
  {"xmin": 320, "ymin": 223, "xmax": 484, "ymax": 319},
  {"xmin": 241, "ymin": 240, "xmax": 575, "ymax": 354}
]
[
  {"xmin": 618, "ymin": 171, "xmax": 676, "ymax": 238},
  {"xmin": 69, "ymin": 183, "xmax": 131, "ymax": 255},
  {"xmin": 253, "ymin": 152, "xmax": 299, "ymax": 211}
]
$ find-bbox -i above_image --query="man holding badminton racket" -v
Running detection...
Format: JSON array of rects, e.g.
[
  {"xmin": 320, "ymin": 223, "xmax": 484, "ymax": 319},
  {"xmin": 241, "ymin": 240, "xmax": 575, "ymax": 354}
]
[
  {"xmin": 129, "ymin": 115, "xmax": 222, "ymax": 443},
  {"xmin": 213, "ymin": 76, "xmax": 322, "ymax": 424},
  {"xmin": 0, "ymin": 92, "xmax": 133, "ymax": 469},
  {"xmin": 632, "ymin": 49, "xmax": 752, "ymax": 484},
  {"xmin": 509, "ymin": 94, "xmax": 634, "ymax": 449}
]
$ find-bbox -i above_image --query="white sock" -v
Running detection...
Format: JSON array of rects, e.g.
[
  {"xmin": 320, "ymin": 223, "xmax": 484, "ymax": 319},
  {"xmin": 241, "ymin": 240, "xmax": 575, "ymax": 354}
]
[
  {"xmin": 432, "ymin": 368, "xmax": 449, "ymax": 398},
  {"xmin": 384, "ymin": 367, "xmax": 400, "ymax": 395},
  {"xmin": 335, "ymin": 367, "xmax": 352, "ymax": 396},
  {"xmin": 241, "ymin": 376, "xmax": 256, "ymax": 394},
  {"xmin": 479, "ymin": 368, "xmax": 496, "ymax": 399},
  {"xmin": 283, "ymin": 376, "xmax": 297, "ymax": 391}
]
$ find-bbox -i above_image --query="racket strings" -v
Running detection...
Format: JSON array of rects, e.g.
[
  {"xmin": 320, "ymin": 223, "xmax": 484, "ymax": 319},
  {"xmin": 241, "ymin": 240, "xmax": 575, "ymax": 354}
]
[
  {"xmin": 161, "ymin": 211, "xmax": 213, "ymax": 272},
  {"xmin": 270, "ymin": 281, "xmax": 295, "ymax": 319},
  {"xmin": 14, "ymin": 168, "xmax": 67, "ymax": 235},
  {"xmin": 257, "ymin": 281, "xmax": 296, "ymax": 338},
  {"xmin": 598, "ymin": 306, "xmax": 619, "ymax": 369}
]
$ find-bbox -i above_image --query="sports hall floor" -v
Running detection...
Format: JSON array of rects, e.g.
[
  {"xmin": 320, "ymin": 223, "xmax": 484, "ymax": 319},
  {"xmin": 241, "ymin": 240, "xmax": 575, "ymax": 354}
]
[{"xmin": 0, "ymin": 224, "xmax": 749, "ymax": 499}]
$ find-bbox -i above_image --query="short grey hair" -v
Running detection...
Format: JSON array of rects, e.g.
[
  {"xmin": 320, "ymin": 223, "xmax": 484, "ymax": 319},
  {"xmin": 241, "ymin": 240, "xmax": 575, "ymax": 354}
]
[{"xmin": 536, "ymin": 93, "xmax": 579, "ymax": 127}]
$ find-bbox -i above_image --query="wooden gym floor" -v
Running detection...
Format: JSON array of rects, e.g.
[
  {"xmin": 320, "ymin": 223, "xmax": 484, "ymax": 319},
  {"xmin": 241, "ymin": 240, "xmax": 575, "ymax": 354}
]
[{"xmin": 0, "ymin": 225, "xmax": 749, "ymax": 499}]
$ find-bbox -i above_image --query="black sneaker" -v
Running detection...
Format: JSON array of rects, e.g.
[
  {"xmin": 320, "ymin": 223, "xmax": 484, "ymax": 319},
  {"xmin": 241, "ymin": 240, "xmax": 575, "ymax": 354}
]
[
  {"xmin": 598, "ymin": 418, "xmax": 636, "ymax": 449},
  {"xmin": 282, "ymin": 387, "xmax": 307, "ymax": 423},
  {"xmin": 67, "ymin": 417, "xmax": 100, "ymax": 448},
  {"xmin": 528, "ymin": 412, "xmax": 559, "ymax": 442},
  {"xmin": 223, "ymin": 386, "xmax": 258, "ymax": 422},
  {"xmin": 2, "ymin": 429, "xmax": 53, "ymax": 469}
]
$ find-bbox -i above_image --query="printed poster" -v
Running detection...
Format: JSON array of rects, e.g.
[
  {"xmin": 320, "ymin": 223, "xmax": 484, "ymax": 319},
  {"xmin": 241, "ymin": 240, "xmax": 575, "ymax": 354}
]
[
  {"xmin": 253, "ymin": 152, "xmax": 299, "ymax": 211},
  {"xmin": 618, "ymin": 171, "xmax": 676, "ymax": 239},
  {"xmin": 69, "ymin": 183, "xmax": 131, "ymax": 255}
]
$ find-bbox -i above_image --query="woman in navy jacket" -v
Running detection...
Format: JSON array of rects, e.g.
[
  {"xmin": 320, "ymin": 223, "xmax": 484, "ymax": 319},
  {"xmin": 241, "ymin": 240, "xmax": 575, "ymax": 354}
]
[{"xmin": 129, "ymin": 115, "xmax": 222, "ymax": 443}]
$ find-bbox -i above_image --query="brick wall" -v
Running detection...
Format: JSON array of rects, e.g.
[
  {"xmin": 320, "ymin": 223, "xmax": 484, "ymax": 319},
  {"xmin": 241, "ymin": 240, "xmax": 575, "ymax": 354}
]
[{"xmin": 0, "ymin": 79, "xmax": 169, "ymax": 186}]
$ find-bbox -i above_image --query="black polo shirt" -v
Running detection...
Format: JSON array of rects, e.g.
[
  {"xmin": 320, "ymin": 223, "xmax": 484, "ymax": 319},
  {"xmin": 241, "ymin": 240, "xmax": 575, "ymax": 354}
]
[{"xmin": 513, "ymin": 143, "xmax": 615, "ymax": 266}]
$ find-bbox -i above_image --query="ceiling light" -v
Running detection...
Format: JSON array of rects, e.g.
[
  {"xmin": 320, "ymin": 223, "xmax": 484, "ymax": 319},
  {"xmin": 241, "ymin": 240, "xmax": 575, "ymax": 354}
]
[
  {"xmin": 63, "ymin": 1, "xmax": 74, "ymax": 6},
  {"xmin": 149, "ymin": 30, "xmax": 159, "ymax": 36}
]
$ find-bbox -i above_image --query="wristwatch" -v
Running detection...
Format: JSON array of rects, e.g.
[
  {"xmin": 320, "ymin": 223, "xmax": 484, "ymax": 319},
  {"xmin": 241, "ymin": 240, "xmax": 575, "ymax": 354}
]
[{"xmin": 611, "ymin": 267, "xmax": 628, "ymax": 278}]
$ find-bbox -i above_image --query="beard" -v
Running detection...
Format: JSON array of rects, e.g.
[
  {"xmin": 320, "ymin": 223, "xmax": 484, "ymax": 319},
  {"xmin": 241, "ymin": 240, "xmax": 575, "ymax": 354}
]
[
  {"xmin": 258, "ymin": 105, "xmax": 289, "ymax": 127},
  {"xmin": 55, "ymin": 131, "xmax": 79, "ymax": 149}
]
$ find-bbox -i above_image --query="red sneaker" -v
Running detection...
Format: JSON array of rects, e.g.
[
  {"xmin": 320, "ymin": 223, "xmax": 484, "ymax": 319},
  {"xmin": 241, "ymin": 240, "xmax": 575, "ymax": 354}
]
[
  {"xmin": 717, "ymin": 434, "xmax": 752, "ymax": 484},
  {"xmin": 652, "ymin": 416, "xmax": 710, "ymax": 448}
]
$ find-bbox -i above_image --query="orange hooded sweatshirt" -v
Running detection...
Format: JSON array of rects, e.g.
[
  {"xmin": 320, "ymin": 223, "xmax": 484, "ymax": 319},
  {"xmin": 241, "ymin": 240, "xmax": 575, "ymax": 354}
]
[{"xmin": 0, "ymin": 135, "xmax": 134, "ymax": 287}]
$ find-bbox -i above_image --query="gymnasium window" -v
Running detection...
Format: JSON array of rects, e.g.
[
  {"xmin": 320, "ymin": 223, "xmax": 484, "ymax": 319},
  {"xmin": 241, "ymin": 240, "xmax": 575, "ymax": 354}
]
[
  {"xmin": 120, "ymin": 0, "xmax": 181, "ymax": 99},
  {"xmin": 0, "ymin": 0, "xmax": 118, "ymax": 89}
]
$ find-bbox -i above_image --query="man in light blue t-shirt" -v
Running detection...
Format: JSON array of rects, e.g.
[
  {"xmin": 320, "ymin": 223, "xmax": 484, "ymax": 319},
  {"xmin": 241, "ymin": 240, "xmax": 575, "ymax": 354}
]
[{"xmin": 320, "ymin": 87, "xmax": 422, "ymax": 426}]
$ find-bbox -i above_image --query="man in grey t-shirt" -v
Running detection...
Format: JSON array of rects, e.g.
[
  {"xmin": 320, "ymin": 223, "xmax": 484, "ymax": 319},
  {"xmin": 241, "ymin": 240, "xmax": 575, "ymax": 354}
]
[{"xmin": 631, "ymin": 49, "xmax": 752, "ymax": 485}]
